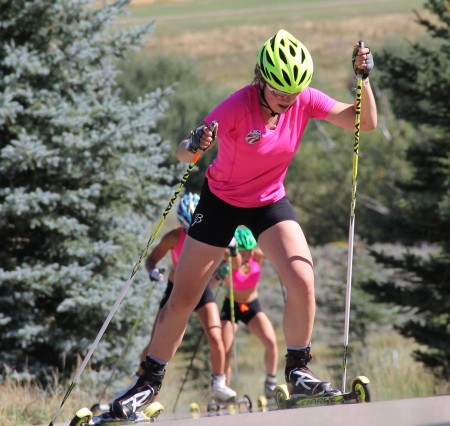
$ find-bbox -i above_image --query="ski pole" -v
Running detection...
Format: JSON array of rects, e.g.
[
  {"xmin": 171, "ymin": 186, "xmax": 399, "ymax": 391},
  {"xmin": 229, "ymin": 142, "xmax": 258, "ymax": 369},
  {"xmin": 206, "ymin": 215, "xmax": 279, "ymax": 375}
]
[
  {"xmin": 228, "ymin": 256, "xmax": 239, "ymax": 389},
  {"xmin": 342, "ymin": 42, "xmax": 364, "ymax": 393},
  {"xmin": 48, "ymin": 122, "xmax": 217, "ymax": 426},
  {"xmin": 97, "ymin": 274, "xmax": 161, "ymax": 404},
  {"xmin": 171, "ymin": 279, "xmax": 224, "ymax": 414}
]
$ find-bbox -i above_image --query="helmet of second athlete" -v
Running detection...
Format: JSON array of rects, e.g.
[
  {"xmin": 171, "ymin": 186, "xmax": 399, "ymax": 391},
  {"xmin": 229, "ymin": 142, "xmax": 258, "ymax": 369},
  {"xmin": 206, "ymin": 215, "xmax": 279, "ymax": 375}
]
[
  {"xmin": 177, "ymin": 192, "xmax": 200, "ymax": 229},
  {"xmin": 234, "ymin": 227, "xmax": 257, "ymax": 251},
  {"xmin": 257, "ymin": 29, "xmax": 313, "ymax": 94}
]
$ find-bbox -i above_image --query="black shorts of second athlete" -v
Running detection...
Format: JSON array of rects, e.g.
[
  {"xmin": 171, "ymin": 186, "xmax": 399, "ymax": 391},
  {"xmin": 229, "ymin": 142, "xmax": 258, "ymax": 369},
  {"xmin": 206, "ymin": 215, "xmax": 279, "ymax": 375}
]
[
  {"xmin": 220, "ymin": 297, "xmax": 262, "ymax": 325},
  {"xmin": 188, "ymin": 178, "xmax": 298, "ymax": 247},
  {"xmin": 159, "ymin": 280, "xmax": 216, "ymax": 311}
]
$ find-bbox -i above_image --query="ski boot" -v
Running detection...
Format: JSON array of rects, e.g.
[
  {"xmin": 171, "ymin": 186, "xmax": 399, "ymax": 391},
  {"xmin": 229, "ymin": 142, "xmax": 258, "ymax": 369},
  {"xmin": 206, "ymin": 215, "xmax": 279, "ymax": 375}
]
[
  {"xmin": 211, "ymin": 374, "xmax": 237, "ymax": 402},
  {"xmin": 285, "ymin": 348, "xmax": 341, "ymax": 398},
  {"xmin": 110, "ymin": 356, "xmax": 166, "ymax": 419}
]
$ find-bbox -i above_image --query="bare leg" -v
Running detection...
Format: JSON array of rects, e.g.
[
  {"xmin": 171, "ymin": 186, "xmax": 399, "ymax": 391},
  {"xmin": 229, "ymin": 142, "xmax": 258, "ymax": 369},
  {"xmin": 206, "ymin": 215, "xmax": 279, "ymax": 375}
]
[
  {"xmin": 247, "ymin": 312, "xmax": 278, "ymax": 375},
  {"xmin": 146, "ymin": 236, "xmax": 225, "ymax": 361},
  {"xmin": 196, "ymin": 302, "xmax": 225, "ymax": 375},
  {"xmin": 258, "ymin": 220, "xmax": 315, "ymax": 347},
  {"xmin": 221, "ymin": 319, "xmax": 237, "ymax": 385},
  {"xmin": 136, "ymin": 309, "xmax": 161, "ymax": 375}
]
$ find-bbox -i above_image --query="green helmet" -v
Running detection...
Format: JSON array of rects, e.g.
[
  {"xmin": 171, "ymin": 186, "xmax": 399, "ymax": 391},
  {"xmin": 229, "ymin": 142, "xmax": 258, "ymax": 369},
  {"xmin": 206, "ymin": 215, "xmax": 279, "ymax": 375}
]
[
  {"xmin": 257, "ymin": 29, "xmax": 313, "ymax": 94},
  {"xmin": 234, "ymin": 228, "xmax": 257, "ymax": 251}
]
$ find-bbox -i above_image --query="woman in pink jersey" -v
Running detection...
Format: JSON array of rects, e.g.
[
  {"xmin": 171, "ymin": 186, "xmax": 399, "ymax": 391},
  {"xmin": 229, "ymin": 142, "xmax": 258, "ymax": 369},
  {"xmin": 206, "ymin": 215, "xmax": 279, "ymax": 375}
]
[
  {"xmin": 214, "ymin": 227, "xmax": 279, "ymax": 399},
  {"xmin": 111, "ymin": 29, "xmax": 377, "ymax": 418},
  {"xmin": 137, "ymin": 193, "xmax": 236, "ymax": 402}
]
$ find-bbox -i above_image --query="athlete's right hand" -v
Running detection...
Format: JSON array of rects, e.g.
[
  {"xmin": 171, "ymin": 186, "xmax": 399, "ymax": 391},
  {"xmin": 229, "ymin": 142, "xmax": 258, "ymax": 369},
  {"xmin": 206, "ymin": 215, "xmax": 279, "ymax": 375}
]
[
  {"xmin": 149, "ymin": 268, "xmax": 164, "ymax": 282},
  {"xmin": 186, "ymin": 121, "xmax": 218, "ymax": 153}
]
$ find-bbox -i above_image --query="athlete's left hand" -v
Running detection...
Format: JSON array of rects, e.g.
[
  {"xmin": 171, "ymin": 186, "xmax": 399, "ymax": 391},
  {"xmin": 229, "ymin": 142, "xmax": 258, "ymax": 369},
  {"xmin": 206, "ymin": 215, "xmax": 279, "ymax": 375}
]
[{"xmin": 352, "ymin": 42, "xmax": 374, "ymax": 80}]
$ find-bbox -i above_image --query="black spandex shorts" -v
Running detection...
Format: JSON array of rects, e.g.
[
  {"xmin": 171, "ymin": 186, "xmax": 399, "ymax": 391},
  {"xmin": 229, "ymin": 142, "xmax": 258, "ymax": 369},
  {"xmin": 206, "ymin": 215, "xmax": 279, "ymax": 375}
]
[
  {"xmin": 220, "ymin": 297, "xmax": 262, "ymax": 325},
  {"xmin": 159, "ymin": 280, "xmax": 216, "ymax": 311},
  {"xmin": 188, "ymin": 178, "xmax": 298, "ymax": 247}
]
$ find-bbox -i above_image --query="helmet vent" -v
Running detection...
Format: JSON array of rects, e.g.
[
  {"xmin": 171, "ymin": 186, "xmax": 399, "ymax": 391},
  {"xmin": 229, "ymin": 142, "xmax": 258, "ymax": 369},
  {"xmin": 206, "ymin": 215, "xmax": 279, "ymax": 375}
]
[
  {"xmin": 270, "ymin": 36, "xmax": 275, "ymax": 49},
  {"xmin": 279, "ymin": 49, "xmax": 287, "ymax": 65},
  {"xmin": 299, "ymin": 69, "xmax": 307, "ymax": 84},
  {"xmin": 270, "ymin": 72, "xmax": 283, "ymax": 86},
  {"xmin": 289, "ymin": 45, "xmax": 296, "ymax": 57},
  {"xmin": 293, "ymin": 65, "xmax": 298, "ymax": 81},
  {"xmin": 265, "ymin": 50, "xmax": 275, "ymax": 67},
  {"xmin": 282, "ymin": 70, "xmax": 291, "ymax": 86}
]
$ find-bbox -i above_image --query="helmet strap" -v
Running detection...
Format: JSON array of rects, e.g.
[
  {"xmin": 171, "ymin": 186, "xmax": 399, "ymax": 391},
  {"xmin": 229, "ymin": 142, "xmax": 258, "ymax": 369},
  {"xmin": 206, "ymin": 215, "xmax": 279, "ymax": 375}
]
[{"xmin": 259, "ymin": 85, "xmax": 279, "ymax": 117}]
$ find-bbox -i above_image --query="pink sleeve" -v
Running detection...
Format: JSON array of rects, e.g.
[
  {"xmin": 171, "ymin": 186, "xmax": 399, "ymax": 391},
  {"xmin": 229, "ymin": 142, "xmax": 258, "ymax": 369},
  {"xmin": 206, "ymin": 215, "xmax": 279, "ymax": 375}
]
[
  {"xmin": 204, "ymin": 92, "xmax": 239, "ymax": 131},
  {"xmin": 304, "ymin": 87, "xmax": 337, "ymax": 119}
]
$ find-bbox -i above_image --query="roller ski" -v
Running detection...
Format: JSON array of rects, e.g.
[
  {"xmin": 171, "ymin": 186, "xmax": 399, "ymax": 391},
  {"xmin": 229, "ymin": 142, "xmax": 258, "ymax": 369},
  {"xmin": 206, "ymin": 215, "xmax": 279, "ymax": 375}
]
[
  {"xmin": 69, "ymin": 404, "xmax": 164, "ymax": 426},
  {"xmin": 189, "ymin": 395, "xmax": 252, "ymax": 418},
  {"xmin": 190, "ymin": 374, "xmax": 251, "ymax": 416},
  {"xmin": 206, "ymin": 393, "xmax": 252, "ymax": 415},
  {"xmin": 274, "ymin": 348, "xmax": 370, "ymax": 409},
  {"xmin": 70, "ymin": 357, "xmax": 166, "ymax": 425},
  {"xmin": 208, "ymin": 374, "xmax": 251, "ymax": 414}
]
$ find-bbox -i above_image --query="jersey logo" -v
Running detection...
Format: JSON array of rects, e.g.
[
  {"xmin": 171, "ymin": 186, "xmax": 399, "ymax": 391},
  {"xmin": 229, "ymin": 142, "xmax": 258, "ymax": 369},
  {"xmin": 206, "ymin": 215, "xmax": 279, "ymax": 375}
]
[{"xmin": 245, "ymin": 130, "xmax": 261, "ymax": 144}]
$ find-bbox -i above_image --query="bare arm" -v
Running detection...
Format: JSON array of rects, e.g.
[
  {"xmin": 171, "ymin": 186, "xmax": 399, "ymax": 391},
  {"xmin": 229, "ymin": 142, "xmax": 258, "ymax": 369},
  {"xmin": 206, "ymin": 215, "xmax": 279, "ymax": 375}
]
[{"xmin": 144, "ymin": 228, "xmax": 180, "ymax": 273}]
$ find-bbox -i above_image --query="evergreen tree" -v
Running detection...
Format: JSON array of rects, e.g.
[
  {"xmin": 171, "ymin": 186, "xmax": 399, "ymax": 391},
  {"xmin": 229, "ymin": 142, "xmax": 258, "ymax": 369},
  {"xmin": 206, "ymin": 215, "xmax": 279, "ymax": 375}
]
[
  {"xmin": 361, "ymin": 0, "xmax": 450, "ymax": 380},
  {"xmin": 116, "ymin": 51, "xmax": 229, "ymax": 193},
  {"xmin": 0, "ymin": 0, "xmax": 175, "ymax": 381}
]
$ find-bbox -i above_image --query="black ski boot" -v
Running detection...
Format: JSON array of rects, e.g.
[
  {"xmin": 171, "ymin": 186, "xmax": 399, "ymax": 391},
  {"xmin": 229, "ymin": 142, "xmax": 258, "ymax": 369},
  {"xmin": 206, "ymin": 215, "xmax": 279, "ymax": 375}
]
[
  {"xmin": 110, "ymin": 357, "xmax": 166, "ymax": 419},
  {"xmin": 285, "ymin": 348, "xmax": 340, "ymax": 397}
]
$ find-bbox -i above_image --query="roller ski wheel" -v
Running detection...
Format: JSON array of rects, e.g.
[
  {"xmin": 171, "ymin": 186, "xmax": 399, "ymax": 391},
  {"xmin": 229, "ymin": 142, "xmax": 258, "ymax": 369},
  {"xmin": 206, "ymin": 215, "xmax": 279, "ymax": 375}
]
[
  {"xmin": 257, "ymin": 394, "xmax": 278, "ymax": 412},
  {"xmin": 274, "ymin": 376, "xmax": 371, "ymax": 409},
  {"xmin": 69, "ymin": 408, "xmax": 93, "ymax": 426},
  {"xmin": 190, "ymin": 402, "xmax": 201, "ymax": 419},
  {"xmin": 143, "ymin": 401, "xmax": 164, "ymax": 421},
  {"xmin": 274, "ymin": 384, "xmax": 290, "ymax": 409},
  {"xmin": 352, "ymin": 375, "xmax": 371, "ymax": 403},
  {"xmin": 257, "ymin": 395, "xmax": 268, "ymax": 412}
]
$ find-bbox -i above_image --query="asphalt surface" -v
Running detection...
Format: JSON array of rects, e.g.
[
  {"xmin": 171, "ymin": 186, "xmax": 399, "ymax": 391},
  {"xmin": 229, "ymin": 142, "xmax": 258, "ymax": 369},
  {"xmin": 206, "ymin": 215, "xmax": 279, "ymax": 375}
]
[{"xmin": 46, "ymin": 395, "xmax": 450, "ymax": 426}]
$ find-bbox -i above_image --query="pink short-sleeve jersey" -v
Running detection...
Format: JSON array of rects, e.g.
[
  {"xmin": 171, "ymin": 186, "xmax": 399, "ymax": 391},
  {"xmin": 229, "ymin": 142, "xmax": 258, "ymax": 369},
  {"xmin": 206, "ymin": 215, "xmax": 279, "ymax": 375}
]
[{"xmin": 204, "ymin": 85, "xmax": 336, "ymax": 207}]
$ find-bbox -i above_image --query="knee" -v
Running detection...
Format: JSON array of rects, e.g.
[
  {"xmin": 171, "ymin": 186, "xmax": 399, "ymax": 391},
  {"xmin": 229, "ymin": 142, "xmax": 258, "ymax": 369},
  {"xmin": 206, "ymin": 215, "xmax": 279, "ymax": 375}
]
[
  {"xmin": 284, "ymin": 272, "xmax": 314, "ymax": 299},
  {"xmin": 266, "ymin": 336, "xmax": 278, "ymax": 352}
]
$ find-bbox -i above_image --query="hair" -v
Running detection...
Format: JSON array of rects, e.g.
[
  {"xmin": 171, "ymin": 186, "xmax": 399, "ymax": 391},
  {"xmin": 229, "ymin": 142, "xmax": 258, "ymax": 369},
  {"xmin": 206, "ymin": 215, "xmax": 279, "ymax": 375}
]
[{"xmin": 251, "ymin": 64, "xmax": 265, "ymax": 86}]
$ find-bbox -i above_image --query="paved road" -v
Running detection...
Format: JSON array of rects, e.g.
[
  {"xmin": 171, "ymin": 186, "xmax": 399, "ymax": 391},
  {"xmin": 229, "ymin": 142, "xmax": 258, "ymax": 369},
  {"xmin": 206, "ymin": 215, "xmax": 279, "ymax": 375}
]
[{"xmin": 49, "ymin": 395, "xmax": 450, "ymax": 426}]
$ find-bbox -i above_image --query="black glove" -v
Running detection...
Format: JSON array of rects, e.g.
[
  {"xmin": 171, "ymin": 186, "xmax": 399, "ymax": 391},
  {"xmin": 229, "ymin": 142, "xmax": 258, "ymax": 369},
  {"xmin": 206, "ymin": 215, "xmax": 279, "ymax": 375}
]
[
  {"xmin": 186, "ymin": 121, "xmax": 218, "ymax": 153},
  {"xmin": 352, "ymin": 43, "xmax": 374, "ymax": 80}
]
